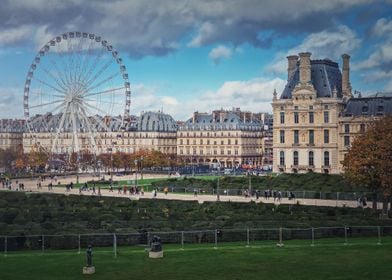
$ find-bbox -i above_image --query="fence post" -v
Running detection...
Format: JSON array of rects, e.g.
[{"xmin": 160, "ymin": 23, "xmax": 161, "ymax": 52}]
[
  {"xmin": 42, "ymin": 235, "xmax": 45, "ymax": 254},
  {"xmin": 246, "ymin": 228, "xmax": 250, "ymax": 247},
  {"xmin": 377, "ymin": 226, "xmax": 381, "ymax": 245},
  {"xmin": 147, "ymin": 232, "xmax": 150, "ymax": 248},
  {"xmin": 336, "ymin": 192, "xmax": 339, "ymax": 207},
  {"xmin": 277, "ymin": 227, "xmax": 284, "ymax": 247},
  {"xmin": 214, "ymin": 230, "xmax": 218, "ymax": 249},
  {"xmin": 181, "ymin": 231, "xmax": 184, "ymax": 250},
  {"xmin": 113, "ymin": 234, "xmax": 117, "ymax": 258},
  {"xmin": 344, "ymin": 226, "xmax": 348, "ymax": 245},
  {"xmin": 78, "ymin": 234, "xmax": 81, "ymax": 254},
  {"xmin": 4, "ymin": 236, "xmax": 7, "ymax": 256},
  {"xmin": 311, "ymin": 228, "xmax": 315, "ymax": 247}
]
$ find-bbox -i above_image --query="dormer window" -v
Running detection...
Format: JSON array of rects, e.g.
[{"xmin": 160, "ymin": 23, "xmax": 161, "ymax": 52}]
[
  {"xmin": 362, "ymin": 106, "xmax": 368, "ymax": 113},
  {"xmin": 378, "ymin": 106, "xmax": 384, "ymax": 112}
]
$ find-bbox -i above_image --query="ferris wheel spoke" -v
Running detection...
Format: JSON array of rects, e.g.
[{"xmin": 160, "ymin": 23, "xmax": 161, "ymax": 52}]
[
  {"xmin": 42, "ymin": 66, "xmax": 68, "ymax": 92},
  {"xmin": 80, "ymin": 46, "xmax": 107, "ymax": 86},
  {"xmin": 84, "ymin": 86, "xmax": 125, "ymax": 98},
  {"xmin": 85, "ymin": 60, "xmax": 113, "ymax": 89},
  {"xmin": 35, "ymin": 78, "xmax": 66, "ymax": 94},
  {"xmin": 78, "ymin": 40, "xmax": 96, "ymax": 81},
  {"xmin": 50, "ymin": 59, "xmax": 70, "ymax": 88},
  {"xmin": 88, "ymin": 113, "xmax": 111, "ymax": 132},
  {"xmin": 85, "ymin": 99, "xmax": 124, "ymax": 107},
  {"xmin": 51, "ymin": 105, "xmax": 69, "ymax": 153},
  {"xmin": 83, "ymin": 101, "xmax": 111, "ymax": 116},
  {"xmin": 29, "ymin": 99, "xmax": 64, "ymax": 109},
  {"xmin": 84, "ymin": 72, "xmax": 121, "ymax": 94},
  {"xmin": 78, "ymin": 108, "xmax": 98, "ymax": 154}
]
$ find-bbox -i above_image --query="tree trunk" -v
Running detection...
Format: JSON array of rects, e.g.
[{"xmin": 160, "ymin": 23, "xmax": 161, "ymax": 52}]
[{"xmin": 372, "ymin": 192, "xmax": 377, "ymax": 210}]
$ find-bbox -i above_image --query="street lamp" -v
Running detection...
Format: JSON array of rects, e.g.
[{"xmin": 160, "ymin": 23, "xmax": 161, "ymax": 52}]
[
  {"xmin": 140, "ymin": 156, "xmax": 144, "ymax": 180},
  {"xmin": 216, "ymin": 162, "xmax": 221, "ymax": 201}
]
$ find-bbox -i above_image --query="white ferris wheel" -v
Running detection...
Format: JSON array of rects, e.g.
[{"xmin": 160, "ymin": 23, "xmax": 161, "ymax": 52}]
[{"xmin": 23, "ymin": 31, "xmax": 131, "ymax": 155}]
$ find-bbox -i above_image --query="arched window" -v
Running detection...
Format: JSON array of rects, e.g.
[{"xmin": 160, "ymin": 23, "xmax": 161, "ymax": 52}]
[
  {"xmin": 279, "ymin": 151, "xmax": 285, "ymax": 166},
  {"xmin": 293, "ymin": 151, "xmax": 299, "ymax": 166},
  {"xmin": 309, "ymin": 151, "xmax": 314, "ymax": 166},
  {"xmin": 324, "ymin": 151, "xmax": 330, "ymax": 166}
]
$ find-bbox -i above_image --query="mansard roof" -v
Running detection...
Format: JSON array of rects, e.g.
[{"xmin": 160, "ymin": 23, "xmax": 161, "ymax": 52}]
[
  {"xmin": 281, "ymin": 59, "xmax": 343, "ymax": 99},
  {"xmin": 343, "ymin": 92, "xmax": 392, "ymax": 117},
  {"xmin": 137, "ymin": 111, "xmax": 178, "ymax": 132}
]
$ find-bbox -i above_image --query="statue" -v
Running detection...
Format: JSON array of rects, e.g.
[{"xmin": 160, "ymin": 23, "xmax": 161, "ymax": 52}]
[
  {"xmin": 150, "ymin": 235, "xmax": 162, "ymax": 252},
  {"xmin": 86, "ymin": 245, "xmax": 93, "ymax": 267},
  {"xmin": 83, "ymin": 245, "xmax": 95, "ymax": 274},
  {"xmin": 149, "ymin": 235, "xmax": 163, "ymax": 258}
]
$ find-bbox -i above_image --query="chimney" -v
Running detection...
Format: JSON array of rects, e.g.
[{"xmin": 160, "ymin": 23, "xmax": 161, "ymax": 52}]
[
  {"xmin": 342, "ymin": 54, "xmax": 352, "ymax": 97},
  {"xmin": 287, "ymin": 55, "xmax": 299, "ymax": 81},
  {"xmin": 298, "ymin": 52, "xmax": 312, "ymax": 84}
]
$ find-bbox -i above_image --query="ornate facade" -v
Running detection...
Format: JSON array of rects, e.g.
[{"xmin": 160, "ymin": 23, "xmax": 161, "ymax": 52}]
[
  {"xmin": 273, "ymin": 52, "xmax": 392, "ymax": 174},
  {"xmin": 177, "ymin": 109, "xmax": 264, "ymax": 168}
]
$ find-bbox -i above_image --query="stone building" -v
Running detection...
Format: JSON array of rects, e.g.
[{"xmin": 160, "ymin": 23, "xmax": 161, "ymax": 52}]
[
  {"xmin": 23, "ymin": 111, "xmax": 177, "ymax": 156},
  {"xmin": 0, "ymin": 119, "xmax": 24, "ymax": 151},
  {"xmin": 272, "ymin": 52, "xmax": 392, "ymax": 174},
  {"xmin": 177, "ymin": 109, "xmax": 264, "ymax": 168},
  {"xmin": 338, "ymin": 92, "xmax": 392, "ymax": 166},
  {"xmin": 272, "ymin": 52, "xmax": 351, "ymax": 174}
]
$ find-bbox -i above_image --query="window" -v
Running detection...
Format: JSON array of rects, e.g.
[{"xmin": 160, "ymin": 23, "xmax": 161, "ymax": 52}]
[
  {"xmin": 220, "ymin": 149, "xmax": 224, "ymax": 155},
  {"xmin": 200, "ymin": 139, "xmax": 203, "ymax": 145},
  {"xmin": 228, "ymin": 139, "xmax": 231, "ymax": 145},
  {"xmin": 324, "ymin": 111, "xmax": 329, "ymax": 123},
  {"xmin": 186, "ymin": 139, "xmax": 190, "ymax": 145},
  {"xmin": 294, "ymin": 112, "xmax": 299, "ymax": 124},
  {"xmin": 324, "ymin": 130, "xmax": 329, "ymax": 144},
  {"xmin": 193, "ymin": 149, "xmax": 196, "ymax": 155},
  {"xmin": 309, "ymin": 105, "xmax": 313, "ymax": 110},
  {"xmin": 235, "ymin": 140, "xmax": 238, "ymax": 145},
  {"xmin": 324, "ymin": 151, "xmax": 330, "ymax": 166},
  {"xmin": 309, "ymin": 151, "xmax": 314, "ymax": 166},
  {"xmin": 294, "ymin": 130, "xmax": 299, "ymax": 144},
  {"xmin": 360, "ymin": 124, "xmax": 365, "ymax": 133},
  {"xmin": 227, "ymin": 150, "xmax": 231, "ymax": 155},
  {"xmin": 235, "ymin": 149, "xmax": 238, "ymax": 155},
  {"xmin": 309, "ymin": 130, "xmax": 314, "ymax": 145},
  {"xmin": 280, "ymin": 112, "xmax": 285, "ymax": 124},
  {"xmin": 344, "ymin": 124, "xmax": 350, "ymax": 133},
  {"xmin": 200, "ymin": 150, "xmax": 203, "ymax": 155},
  {"xmin": 293, "ymin": 151, "xmax": 299, "ymax": 166},
  {"xmin": 309, "ymin": 112, "xmax": 314, "ymax": 124},
  {"xmin": 180, "ymin": 149, "xmax": 183, "ymax": 155},
  {"xmin": 193, "ymin": 139, "xmax": 196, "ymax": 145},
  {"xmin": 279, "ymin": 151, "xmax": 285, "ymax": 166},
  {"xmin": 344, "ymin": 135, "xmax": 350, "ymax": 146},
  {"xmin": 280, "ymin": 130, "xmax": 285, "ymax": 144},
  {"xmin": 213, "ymin": 150, "xmax": 217, "ymax": 155},
  {"xmin": 180, "ymin": 139, "xmax": 183, "ymax": 145},
  {"xmin": 207, "ymin": 140, "xmax": 210, "ymax": 145},
  {"xmin": 221, "ymin": 140, "xmax": 224, "ymax": 145}
]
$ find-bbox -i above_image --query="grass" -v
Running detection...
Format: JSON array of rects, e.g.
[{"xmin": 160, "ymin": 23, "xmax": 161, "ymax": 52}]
[{"xmin": 1, "ymin": 238, "xmax": 392, "ymax": 280}]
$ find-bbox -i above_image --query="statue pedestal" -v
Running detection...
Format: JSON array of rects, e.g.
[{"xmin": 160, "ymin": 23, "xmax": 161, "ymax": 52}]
[
  {"xmin": 83, "ymin": 266, "xmax": 95, "ymax": 274},
  {"xmin": 149, "ymin": 250, "xmax": 163, "ymax": 258}
]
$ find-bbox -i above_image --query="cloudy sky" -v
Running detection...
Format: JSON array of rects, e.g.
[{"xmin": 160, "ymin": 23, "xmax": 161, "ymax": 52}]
[{"xmin": 0, "ymin": 0, "xmax": 391, "ymax": 120}]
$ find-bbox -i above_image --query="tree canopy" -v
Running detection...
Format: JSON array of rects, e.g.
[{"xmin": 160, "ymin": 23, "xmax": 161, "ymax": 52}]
[{"xmin": 343, "ymin": 115, "xmax": 392, "ymax": 199}]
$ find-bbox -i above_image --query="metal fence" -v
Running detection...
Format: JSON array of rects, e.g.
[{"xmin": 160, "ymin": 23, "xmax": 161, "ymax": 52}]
[{"xmin": 1, "ymin": 226, "xmax": 391, "ymax": 256}]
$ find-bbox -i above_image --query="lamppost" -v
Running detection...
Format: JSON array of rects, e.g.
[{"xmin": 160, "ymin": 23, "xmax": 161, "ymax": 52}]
[{"xmin": 216, "ymin": 162, "xmax": 221, "ymax": 201}]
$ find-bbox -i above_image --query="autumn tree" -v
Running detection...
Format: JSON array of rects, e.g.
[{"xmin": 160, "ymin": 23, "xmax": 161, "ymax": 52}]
[
  {"xmin": 343, "ymin": 115, "xmax": 392, "ymax": 211},
  {"xmin": 28, "ymin": 144, "xmax": 49, "ymax": 172}
]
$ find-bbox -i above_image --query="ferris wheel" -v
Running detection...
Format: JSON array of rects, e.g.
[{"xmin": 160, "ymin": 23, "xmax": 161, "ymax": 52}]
[{"xmin": 23, "ymin": 31, "xmax": 131, "ymax": 155}]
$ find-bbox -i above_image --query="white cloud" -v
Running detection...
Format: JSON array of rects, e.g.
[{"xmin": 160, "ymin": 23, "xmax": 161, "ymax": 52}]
[
  {"xmin": 267, "ymin": 25, "xmax": 361, "ymax": 74},
  {"xmin": 208, "ymin": 45, "xmax": 233, "ymax": 64},
  {"xmin": 372, "ymin": 18, "xmax": 392, "ymax": 37},
  {"xmin": 0, "ymin": 25, "xmax": 33, "ymax": 46},
  {"xmin": 129, "ymin": 77, "xmax": 285, "ymax": 120},
  {"xmin": 0, "ymin": 87, "xmax": 22, "ymax": 118},
  {"xmin": 0, "ymin": 0, "xmax": 375, "ymax": 57},
  {"xmin": 355, "ymin": 41, "xmax": 392, "ymax": 70}
]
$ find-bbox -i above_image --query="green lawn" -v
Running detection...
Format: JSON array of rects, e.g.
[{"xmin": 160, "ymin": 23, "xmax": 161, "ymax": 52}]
[{"xmin": 1, "ymin": 240, "xmax": 391, "ymax": 280}]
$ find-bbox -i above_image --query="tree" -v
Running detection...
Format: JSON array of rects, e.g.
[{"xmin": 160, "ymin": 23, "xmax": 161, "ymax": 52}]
[{"xmin": 343, "ymin": 115, "xmax": 392, "ymax": 211}]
